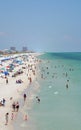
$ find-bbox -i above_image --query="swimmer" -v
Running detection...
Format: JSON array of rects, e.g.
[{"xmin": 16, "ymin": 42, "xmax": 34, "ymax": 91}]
[
  {"xmin": 37, "ymin": 98, "xmax": 40, "ymax": 103},
  {"xmin": 67, "ymin": 80, "xmax": 69, "ymax": 82},
  {"xmin": 66, "ymin": 84, "xmax": 68, "ymax": 89},
  {"xmin": 36, "ymin": 96, "xmax": 40, "ymax": 103}
]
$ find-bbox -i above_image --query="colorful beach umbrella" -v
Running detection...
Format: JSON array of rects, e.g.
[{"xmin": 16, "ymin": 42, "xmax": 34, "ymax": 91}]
[{"xmin": 3, "ymin": 71, "xmax": 9, "ymax": 75}]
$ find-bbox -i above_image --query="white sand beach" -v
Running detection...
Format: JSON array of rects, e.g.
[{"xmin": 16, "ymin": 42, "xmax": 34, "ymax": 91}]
[{"xmin": 0, "ymin": 53, "xmax": 40, "ymax": 130}]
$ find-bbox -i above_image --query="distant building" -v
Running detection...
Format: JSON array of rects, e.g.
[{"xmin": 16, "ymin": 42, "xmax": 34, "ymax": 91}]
[
  {"xmin": 10, "ymin": 47, "xmax": 16, "ymax": 51},
  {"xmin": 22, "ymin": 47, "xmax": 28, "ymax": 52},
  {"xmin": 0, "ymin": 50, "xmax": 3, "ymax": 54}
]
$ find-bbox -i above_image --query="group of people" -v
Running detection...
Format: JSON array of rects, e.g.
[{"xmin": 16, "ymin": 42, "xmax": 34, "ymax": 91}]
[
  {"xmin": 16, "ymin": 79, "xmax": 23, "ymax": 84},
  {"xmin": 5, "ymin": 93, "xmax": 27, "ymax": 125},
  {"xmin": 12, "ymin": 101, "xmax": 20, "ymax": 112},
  {"xmin": 5, "ymin": 92, "xmax": 40, "ymax": 125},
  {"xmin": 12, "ymin": 70, "xmax": 23, "ymax": 77},
  {"xmin": 4, "ymin": 56, "xmax": 40, "ymax": 126}
]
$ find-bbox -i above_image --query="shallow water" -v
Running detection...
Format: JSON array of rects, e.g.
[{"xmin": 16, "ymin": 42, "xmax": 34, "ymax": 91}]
[{"xmin": 14, "ymin": 52, "xmax": 81, "ymax": 130}]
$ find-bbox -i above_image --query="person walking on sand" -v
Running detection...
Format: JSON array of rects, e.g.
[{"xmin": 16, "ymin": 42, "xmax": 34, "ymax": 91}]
[
  {"xmin": 3, "ymin": 98, "xmax": 6, "ymax": 106},
  {"xmin": 24, "ymin": 114, "xmax": 28, "ymax": 121},
  {"xmin": 6, "ymin": 77, "xmax": 8, "ymax": 84},
  {"xmin": 29, "ymin": 77, "xmax": 32, "ymax": 84},
  {"xmin": 5, "ymin": 113, "xmax": 9, "ymax": 125},
  {"xmin": 11, "ymin": 113, "xmax": 14, "ymax": 120},
  {"xmin": 23, "ymin": 93, "xmax": 27, "ymax": 102},
  {"xmin": 12, "ymin": 102, "xmax": 16, "ymax": 112},
  {"xmin": 16, "ymin": 102, "xmax": 19, "ymax": 112}
]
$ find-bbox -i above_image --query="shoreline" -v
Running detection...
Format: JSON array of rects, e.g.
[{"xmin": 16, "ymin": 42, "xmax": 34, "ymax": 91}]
[
  {"xmin": 13, "ymin": 75, "xmax": 40, "ymax": 130},
  {"xmin": 0, "ymin": 52, "xmax": 41, "ymax": 130}
]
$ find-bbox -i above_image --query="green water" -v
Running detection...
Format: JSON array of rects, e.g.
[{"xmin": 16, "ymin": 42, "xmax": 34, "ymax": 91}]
[
  {"xmin": 14, "ymin": 52, "xmax": 81, "ymax": 130},
  {"xmin": 31, "ymin": 53, "xmax": 81, "ymax": 130}
]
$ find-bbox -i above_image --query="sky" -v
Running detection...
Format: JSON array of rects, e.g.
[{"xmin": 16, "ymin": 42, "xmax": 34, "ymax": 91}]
[{"xmin": 0, "ymin": 0, "xmax": 81, "ymax": 52}]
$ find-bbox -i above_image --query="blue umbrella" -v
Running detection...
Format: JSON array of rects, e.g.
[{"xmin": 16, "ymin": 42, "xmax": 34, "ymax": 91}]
[{"xmin": 3, "ymin": 71, "xmax": 9, "ymax": 76}]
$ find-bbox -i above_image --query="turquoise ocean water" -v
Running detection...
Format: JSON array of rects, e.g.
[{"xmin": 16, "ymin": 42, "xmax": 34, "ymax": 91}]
[{"xmin": 14, "ymin": 52, "xmax": 81, "ymax": 130}]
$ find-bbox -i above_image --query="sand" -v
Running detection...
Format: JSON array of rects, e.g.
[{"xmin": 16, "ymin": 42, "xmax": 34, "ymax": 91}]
[{"xmin": 0, "ymin": 53, "xmax": 40, "ymax": 130}]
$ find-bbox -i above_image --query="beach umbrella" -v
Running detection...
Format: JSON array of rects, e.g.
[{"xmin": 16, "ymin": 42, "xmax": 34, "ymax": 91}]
[
  {"xmin": 1, "ymin": 67, "xmax": 5, "ymax": 70},
  {"xmin": 6, "ymin": 66, "xmax": 10, "ymax": 69},
  {"xmin": 3, "ymin": 71, "xmax": 9, "ymax": 76}
]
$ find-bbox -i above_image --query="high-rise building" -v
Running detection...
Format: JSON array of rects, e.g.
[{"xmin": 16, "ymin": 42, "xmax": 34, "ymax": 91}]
[
  {"xmin": 10, "ymin": 47, "xmax": 16, "ymax": 51},
  {"xmin": 22, "ymin": 47, "xmax": 28, "ymax": 52}
]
